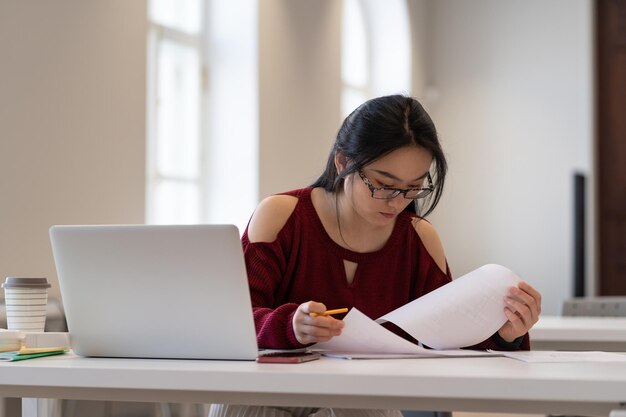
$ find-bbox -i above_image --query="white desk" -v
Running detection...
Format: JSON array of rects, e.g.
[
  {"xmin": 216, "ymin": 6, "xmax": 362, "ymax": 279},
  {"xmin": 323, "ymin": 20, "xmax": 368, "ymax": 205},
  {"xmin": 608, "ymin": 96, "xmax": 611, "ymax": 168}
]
[
  {"xmin": 1, "ymin": 352, "xmax": 626, "ymax": 417},
  {"xmin": 530, "ymin": 316, "xmax": 626, "ymax": 351}
]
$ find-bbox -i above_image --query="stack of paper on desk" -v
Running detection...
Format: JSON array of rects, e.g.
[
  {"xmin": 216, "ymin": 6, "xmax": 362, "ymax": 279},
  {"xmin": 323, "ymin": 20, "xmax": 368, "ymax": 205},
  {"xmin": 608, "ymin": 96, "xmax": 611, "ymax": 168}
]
[
  {"xmin": 0, "ymin": 330, "xmax": 22, "ymax": 352},
  {"xmin": 0, "ymin": 330, "xmax": 70, "ymax": 361},
  {"xmin": 19, "ymin": 332, "xmax": 71, "ymax": 353},
  {"xmin": 314, "ymin": 264, "xmax": 519, "ymax": 358}
]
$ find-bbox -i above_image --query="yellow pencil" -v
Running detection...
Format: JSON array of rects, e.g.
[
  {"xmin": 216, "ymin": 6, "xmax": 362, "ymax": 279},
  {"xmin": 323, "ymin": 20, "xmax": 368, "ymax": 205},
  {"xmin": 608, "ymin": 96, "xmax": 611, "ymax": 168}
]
[{"xmin": 310, "ymin": 308, "xmax": 349, "ymax": 317}]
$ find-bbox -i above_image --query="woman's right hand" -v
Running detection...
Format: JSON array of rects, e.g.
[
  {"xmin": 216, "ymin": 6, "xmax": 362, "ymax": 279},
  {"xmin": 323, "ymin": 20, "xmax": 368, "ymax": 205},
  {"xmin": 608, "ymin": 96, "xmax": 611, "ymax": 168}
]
[{"xmin": 292, "ymin": 301, "xmax": 344, "ymax": 345}]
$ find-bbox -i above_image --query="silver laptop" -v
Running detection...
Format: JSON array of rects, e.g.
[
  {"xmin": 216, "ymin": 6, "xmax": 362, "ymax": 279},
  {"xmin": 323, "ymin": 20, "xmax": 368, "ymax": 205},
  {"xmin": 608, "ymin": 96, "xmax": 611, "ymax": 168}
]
[{"xmin": 49, "ymin": 224, "xmax": 259, "ymax": 360}]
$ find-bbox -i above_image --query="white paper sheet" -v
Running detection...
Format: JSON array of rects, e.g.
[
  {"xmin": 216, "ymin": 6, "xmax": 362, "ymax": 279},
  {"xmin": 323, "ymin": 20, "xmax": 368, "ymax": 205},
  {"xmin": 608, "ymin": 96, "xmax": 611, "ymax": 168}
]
[
  {"xmin": 314, "ymin": 308, "xmax": 428, "ymax": 354},
  {"xmin": 322, "ymin": 350, "xmax": 499, "ymax": 360},
  {"xmin": 495, "ymin": 350, "xmax": 626, "ymax": 363},
  {"xmin": 314, "ymin": 264, "xmax": 521, "ymax": 354},
  {"xmin": 378, "ymin": 264, "xmax": 520, "ymax": 349}
]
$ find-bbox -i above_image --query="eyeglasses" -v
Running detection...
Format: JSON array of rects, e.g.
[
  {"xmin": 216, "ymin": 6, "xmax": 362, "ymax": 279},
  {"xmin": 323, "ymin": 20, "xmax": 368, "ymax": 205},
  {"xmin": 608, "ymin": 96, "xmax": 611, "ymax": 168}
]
[{"xmin": 358, "ymin": 170, "xmax": 434, "ymax": 200}]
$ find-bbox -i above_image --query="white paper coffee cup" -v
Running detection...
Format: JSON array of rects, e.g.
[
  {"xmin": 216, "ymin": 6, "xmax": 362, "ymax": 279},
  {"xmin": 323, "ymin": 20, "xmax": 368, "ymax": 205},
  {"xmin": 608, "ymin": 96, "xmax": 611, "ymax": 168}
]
[{"xmin": 2, "ymin": 277, "xmax": 51, "ymax": 332}]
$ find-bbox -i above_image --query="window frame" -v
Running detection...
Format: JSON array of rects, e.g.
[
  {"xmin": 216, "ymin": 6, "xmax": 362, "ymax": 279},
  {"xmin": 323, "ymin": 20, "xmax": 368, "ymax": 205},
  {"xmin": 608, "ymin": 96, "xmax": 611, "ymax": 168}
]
[{"xmin": 146, "ymin": 5, "xmax": 210, "ymax": 225}]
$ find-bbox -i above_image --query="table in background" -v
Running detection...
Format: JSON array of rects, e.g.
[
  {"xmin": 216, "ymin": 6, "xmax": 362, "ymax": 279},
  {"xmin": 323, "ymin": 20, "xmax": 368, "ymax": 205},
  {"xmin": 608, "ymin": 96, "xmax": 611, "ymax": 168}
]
[
  {"xmin": 1, "ymin": 352, "xmax": 626, "ymax": 417},
  {"xmin": 530, "ymin": 316, "xmax": 626, "ymax": 351}
]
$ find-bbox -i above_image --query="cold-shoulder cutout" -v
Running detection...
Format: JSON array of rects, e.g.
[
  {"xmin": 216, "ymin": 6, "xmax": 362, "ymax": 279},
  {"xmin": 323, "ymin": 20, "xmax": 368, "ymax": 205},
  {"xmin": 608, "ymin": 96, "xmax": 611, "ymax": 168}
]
[
  {"xmin": 412, "ymin": 218, "xmax": 447, "ymax": 274},
  {"xmin": 247, "ymin": 194, "xmax": 299, "ymax": 243}
]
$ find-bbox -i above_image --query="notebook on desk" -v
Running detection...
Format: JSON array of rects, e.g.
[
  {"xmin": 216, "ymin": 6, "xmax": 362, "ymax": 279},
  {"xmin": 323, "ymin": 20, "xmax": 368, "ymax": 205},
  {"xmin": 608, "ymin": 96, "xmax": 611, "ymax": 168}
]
[{"xmin": 49, "ymin": 224, "xmax": 259, "ymax": 360}]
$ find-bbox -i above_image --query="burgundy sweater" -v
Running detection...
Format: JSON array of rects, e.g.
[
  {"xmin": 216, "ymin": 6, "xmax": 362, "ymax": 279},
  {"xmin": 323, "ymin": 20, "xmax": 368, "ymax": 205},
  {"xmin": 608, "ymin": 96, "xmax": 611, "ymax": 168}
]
[{"xmin": 242, "ymin": 187, "xmax": 530, "ymax": 351}]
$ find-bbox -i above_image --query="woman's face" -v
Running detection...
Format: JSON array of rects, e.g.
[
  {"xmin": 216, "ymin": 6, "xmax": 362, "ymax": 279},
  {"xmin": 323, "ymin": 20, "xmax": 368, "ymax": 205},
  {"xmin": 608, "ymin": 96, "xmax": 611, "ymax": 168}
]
[{"xmin": 345, "ymin": 145, "xmax": 433, "ymax": 226}]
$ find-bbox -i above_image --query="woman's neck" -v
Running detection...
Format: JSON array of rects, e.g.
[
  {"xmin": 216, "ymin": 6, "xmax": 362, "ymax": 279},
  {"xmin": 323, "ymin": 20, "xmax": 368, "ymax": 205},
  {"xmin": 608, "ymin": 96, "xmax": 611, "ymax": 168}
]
[{"xmin": 331, "ymin": 189, "xmax": 395, "ymax": 253}]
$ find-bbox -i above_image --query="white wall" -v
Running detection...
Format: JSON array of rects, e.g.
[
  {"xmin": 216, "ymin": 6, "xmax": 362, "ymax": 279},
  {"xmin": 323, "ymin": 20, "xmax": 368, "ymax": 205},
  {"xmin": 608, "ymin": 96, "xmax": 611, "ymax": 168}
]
[
  {"xmin": 424, "ymin": 0, "xmax": 593, "ymax": 314},
  {"xmin": 258, "ymin": 0, "xmax": 342, "ymax": 199},
  {"xmin": 407, "ymin": 0, "xmax": 432, "ymax": 100},
  {"xmin": 0, "ymin": 1, "xmax": 147, "ymax": 301}
]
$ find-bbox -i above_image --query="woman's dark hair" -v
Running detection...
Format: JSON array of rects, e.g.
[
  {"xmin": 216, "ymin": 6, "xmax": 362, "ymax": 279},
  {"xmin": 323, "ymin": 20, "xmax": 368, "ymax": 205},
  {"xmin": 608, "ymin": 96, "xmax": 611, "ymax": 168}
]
[{"xmin": 311, "ymin": 94, "xmax": 447, "ymax": 217}]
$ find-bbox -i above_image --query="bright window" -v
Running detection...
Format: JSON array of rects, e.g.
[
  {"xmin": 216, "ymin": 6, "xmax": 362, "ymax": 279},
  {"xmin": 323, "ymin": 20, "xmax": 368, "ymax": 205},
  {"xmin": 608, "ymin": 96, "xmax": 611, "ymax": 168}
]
[
  {"xmin": 341, "ymin": 0, "xmax": 411, "ymax": 116},
  {"xmin": 147, "ymin": 0, "xmax": 257, "ymax": 233}
]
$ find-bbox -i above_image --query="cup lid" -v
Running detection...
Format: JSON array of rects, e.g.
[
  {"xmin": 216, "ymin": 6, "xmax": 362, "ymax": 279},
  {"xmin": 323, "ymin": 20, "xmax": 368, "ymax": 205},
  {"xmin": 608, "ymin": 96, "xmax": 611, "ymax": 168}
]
[{"xmin": 1, "ymin": 277, "xmax": 51, "ymax": 289}]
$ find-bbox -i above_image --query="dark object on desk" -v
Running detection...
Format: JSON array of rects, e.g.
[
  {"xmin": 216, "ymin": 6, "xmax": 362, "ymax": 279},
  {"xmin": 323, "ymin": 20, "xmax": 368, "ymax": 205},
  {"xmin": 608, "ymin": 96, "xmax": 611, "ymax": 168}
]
[
  {"xmin": 402, "ymin": 413, "xmax": 450, "ymax": 417},
  {"xmin": 573, "ymin": 172, "xmax": 586, "ymax": 297},
  {"xmin": 562, "ymin": 297, "xmax": 626, "ymax": 317},
  {"xmin": 256, "ymin": 351, "xmax": 321, "ymax": 363}
]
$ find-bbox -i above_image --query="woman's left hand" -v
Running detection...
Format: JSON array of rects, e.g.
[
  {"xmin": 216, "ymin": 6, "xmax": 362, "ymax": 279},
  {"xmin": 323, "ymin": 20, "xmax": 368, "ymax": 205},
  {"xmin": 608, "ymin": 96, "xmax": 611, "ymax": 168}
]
[{"xmin": 497, "ymin": 281, "xmax": 542, "ymax": 342}]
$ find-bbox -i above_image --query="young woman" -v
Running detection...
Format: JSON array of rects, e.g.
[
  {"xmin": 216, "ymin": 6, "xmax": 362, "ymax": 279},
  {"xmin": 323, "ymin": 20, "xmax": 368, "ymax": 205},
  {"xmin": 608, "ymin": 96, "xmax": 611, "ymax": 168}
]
[{"xmin": 209, "ymin": 94, "xmax": 541, "ymax": 417}]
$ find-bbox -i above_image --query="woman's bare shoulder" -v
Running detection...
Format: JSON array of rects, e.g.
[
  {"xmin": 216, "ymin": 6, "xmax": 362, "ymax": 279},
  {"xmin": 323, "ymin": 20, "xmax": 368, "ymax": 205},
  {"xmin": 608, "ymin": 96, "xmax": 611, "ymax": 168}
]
[
  {"xmin": 411, "ymin": 218, "xmax": 447, "ymax": 274},
  {"xmin": 247, "ymin": 194, "xmax": 299, "ymax": 243}
]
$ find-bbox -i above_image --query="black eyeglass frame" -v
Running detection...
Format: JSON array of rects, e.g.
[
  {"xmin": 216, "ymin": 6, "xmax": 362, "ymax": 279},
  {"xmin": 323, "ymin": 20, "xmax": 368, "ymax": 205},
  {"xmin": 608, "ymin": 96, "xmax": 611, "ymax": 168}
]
[{"xmin": 358, "ymin": 170, "xmax": 434, "ymax": 200}]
